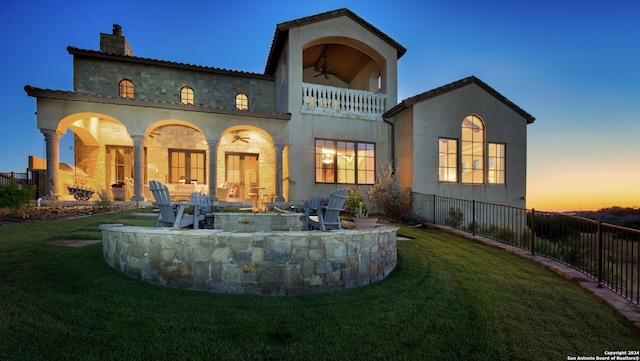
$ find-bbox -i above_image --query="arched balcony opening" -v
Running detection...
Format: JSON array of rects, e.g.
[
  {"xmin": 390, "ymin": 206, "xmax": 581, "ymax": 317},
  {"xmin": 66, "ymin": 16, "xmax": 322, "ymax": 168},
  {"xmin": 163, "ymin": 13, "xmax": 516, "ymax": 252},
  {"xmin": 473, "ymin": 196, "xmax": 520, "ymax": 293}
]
[{"xmin": 302, "ymin": 40, "xmax": 387, "ymax": 117}]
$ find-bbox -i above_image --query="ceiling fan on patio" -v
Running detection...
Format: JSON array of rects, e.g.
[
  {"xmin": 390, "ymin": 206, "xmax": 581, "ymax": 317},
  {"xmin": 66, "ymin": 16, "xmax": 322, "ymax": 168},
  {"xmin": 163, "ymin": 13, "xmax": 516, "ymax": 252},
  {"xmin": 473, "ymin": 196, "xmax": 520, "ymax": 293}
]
[
  {"xmin": 314, "ymin": 54, "xmax": 336, "ymax": 80},
  {"xmin": 232, "ymin": 130, "xmax": 250, "ymax": 143}
]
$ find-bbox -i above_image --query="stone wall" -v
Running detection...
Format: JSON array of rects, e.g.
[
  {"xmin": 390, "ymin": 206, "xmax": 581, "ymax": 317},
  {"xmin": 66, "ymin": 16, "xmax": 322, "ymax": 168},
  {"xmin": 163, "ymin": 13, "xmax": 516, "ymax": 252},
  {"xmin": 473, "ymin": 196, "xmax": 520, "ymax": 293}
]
[
  {"xmin": 214, "ymin": 213, "xmax": 303, "ymax": 232},
  {"xmin": 73, "ymin": 57, "xmax": 275, "ymax": 112},
  {"xmin": 100, "ymin": 225, "xmax": 398, "ymax": 295}
]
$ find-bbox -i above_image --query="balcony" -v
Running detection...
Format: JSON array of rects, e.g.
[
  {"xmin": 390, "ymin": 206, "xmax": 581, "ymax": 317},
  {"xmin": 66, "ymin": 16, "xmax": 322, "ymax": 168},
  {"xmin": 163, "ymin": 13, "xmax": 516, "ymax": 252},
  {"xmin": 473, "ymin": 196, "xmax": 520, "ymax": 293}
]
[{"xmin": 302, "ymin": 83, "xmax": 386, "ymax": 118}]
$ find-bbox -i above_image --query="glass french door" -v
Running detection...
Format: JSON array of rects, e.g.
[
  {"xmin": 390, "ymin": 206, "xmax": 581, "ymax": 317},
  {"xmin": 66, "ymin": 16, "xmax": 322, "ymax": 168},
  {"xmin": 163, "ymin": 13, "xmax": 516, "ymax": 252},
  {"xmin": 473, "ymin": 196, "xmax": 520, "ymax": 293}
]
[
  {"xmin": 225, "ymin": 153, "xmax": 259, "ymax": 201},
  {"xmin": 106, "ymin": 146, "xmax": 133, "ymax": 187}
]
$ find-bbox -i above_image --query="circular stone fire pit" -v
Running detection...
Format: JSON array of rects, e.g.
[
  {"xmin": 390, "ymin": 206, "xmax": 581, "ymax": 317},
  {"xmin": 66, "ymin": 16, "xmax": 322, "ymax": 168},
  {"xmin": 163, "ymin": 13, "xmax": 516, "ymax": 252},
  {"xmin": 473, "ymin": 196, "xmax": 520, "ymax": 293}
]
[{"xmin": 100, "ymin": 223, "xmax": 398, "ymax": 296}]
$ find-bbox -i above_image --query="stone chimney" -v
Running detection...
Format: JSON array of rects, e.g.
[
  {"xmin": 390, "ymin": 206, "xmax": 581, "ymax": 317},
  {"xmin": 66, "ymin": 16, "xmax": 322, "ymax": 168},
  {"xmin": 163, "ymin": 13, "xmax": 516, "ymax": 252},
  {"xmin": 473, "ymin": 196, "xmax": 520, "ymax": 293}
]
[{"xmin": 100, "ymin": 24, "xmax": 133, "ymax": 56}]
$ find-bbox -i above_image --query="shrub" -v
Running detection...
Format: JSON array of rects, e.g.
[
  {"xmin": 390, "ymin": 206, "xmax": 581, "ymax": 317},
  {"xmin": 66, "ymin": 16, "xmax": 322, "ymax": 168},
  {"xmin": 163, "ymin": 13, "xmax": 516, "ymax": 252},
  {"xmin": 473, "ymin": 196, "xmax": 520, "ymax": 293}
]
[
  {"xmin": 41, "ymin": 191, "xmax": 60, "ymax": 209},
  {"xmin": 446, "ymin": 207, "xmax": 464, "ymax": 228},
  {"xmin": 94, "ymin": 188, "xmax": 112, "ymax": 209},
  {"xmin": 346, "ymin": 187, "xmax": 367, "ymax": 217},
  {"xmin": 528, "ymin": 213, "xmax": 580, "ymax": 243},
  {"xmin": 368, "ymin": 163, "xmax": 413, "ymax": 223},
  {"xmin": 0, "ymin": 179, "xmax": 36, "ymax": 218}
]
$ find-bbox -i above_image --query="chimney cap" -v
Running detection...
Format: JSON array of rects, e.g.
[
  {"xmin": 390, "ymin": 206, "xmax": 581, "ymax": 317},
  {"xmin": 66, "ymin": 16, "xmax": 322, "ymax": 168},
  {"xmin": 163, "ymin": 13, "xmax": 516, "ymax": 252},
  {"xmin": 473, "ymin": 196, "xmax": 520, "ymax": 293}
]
[{"xmin": 112, "ymin": 24, "xmax": 122, "ymax": 36}]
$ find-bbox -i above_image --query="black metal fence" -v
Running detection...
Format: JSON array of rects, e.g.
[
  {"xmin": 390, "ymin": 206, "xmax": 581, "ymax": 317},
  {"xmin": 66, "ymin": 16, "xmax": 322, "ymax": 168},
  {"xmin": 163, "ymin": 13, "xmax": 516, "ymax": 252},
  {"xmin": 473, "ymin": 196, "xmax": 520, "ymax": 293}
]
[
  {"xmin": 0, "ymin": 171, "xmax": 46, "ymax": 198},
  {"xmin": 412, "ymin": 192, "xmax": 640, "ymax": 305},
  {"xmin": 0, "ymin": 172, "xmax": 30, "ymax": 186}
]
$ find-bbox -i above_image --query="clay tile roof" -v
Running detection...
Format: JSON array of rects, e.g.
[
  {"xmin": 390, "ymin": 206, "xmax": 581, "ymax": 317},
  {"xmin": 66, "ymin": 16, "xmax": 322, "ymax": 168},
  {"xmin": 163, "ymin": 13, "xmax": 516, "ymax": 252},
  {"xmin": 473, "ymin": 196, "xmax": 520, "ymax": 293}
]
[
  {"xmin": 384, "ymin": 76, "xmax": 535, "ymax": 124},
  {"xmin": 23, "ymin": 85, "xmax": 291, "ymax": 120},
  {"xmin": 265, "ymin": 8, "xmax": 407, "ymax": 75},
  {"xmin": 67, "ymin": 47, "xmax": 273, "ymax": 81}
]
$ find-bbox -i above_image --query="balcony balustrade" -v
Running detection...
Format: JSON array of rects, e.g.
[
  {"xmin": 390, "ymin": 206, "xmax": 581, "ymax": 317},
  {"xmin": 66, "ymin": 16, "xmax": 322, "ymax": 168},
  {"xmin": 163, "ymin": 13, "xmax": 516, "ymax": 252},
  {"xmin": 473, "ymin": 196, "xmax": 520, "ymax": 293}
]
[{"xmin": 302, "ymin": 83, "xmax": 386, "ymax": 118}]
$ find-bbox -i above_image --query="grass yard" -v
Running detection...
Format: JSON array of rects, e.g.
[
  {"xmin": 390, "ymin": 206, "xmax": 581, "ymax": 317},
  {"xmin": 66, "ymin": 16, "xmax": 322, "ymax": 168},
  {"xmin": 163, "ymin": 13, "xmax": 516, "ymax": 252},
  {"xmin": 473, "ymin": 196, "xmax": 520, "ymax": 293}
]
[{"xmin": 0, "ymin": 208, "xmax": 638, "ymax": 360}]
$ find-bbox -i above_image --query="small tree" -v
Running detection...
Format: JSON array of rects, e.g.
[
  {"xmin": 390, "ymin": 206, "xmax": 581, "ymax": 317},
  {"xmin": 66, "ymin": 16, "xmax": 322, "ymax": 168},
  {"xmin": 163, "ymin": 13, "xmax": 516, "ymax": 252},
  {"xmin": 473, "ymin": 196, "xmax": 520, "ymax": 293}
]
[
  {"xmin": 368, "ymin": 163, "xmax": 413, "ymax": 223},
  {"xmin": 347, "ymin": 187, "xmax": 367, "ymax": 218}
]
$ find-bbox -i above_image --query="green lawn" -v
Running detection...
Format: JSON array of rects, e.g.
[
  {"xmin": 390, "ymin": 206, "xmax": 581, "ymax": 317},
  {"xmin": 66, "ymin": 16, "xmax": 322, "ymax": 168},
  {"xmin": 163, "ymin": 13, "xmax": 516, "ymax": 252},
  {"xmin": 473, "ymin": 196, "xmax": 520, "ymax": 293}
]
[{"xmin": 1, "ymin": 209, "xmax": 638, "ymax": 360}]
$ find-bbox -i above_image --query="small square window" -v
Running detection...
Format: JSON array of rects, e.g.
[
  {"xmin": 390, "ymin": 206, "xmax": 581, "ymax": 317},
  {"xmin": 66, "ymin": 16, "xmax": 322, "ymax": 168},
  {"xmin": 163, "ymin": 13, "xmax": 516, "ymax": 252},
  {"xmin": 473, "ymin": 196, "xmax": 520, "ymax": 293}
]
[
  {"xmin": 180, "ymin": 86, "xmax": 194, "ymax": 105},
  {"xmin": 235, "ymin": 93, "xmax": 248, "ymax": 110},
  {"xmin": 119, "ymin": 79, "xmax": 134, "ymax": 98}
]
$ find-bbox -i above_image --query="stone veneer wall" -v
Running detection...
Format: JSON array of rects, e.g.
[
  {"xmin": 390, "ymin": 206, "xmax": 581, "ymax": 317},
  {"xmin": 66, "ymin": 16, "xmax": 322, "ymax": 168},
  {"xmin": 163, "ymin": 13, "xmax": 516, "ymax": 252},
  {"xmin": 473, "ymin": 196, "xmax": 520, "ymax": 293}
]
[
  {"xmin": 100, "ymin": 225, "xmax": 398, "ymax": 295},
  {"xmin": 214, "ymin": 213, "xmax": 303, "ymax": 232},
  {"xmin": 73, "ymin": 57, "xmax": 275, "ymax": 112}
]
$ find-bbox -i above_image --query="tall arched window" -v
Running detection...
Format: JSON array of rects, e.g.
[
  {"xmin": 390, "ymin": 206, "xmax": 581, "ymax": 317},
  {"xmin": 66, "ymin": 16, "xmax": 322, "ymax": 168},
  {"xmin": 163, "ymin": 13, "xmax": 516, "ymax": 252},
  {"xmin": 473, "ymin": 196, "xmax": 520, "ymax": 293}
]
[
  {"xmin": 235, "ymin": 92, "xmax": 248, "ymax": 110},
  {"xmin": 461, "ymin": 115, "xmax": 484, "ymax": 184},
  {"xmin": 180, "ymin": 86, "xmax": 194, "ymax": 105},
  {"xmin": 119, "ymin": 79, "xmax": 134, "ymax": 98}
]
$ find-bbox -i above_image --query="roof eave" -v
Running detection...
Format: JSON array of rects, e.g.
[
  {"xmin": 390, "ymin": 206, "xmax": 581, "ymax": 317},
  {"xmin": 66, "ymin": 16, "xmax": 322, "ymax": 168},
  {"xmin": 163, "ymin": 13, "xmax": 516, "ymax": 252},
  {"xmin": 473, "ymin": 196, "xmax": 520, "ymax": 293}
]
[
  {"xmin": 24, "ymin": 85, "xmax": 291, "ymax": 121},
  {"xmin": 265, "ymin": 8, "xmax": 407, "ymax": 75},
  {"xmin": 384, "ymin": 76, "xmax": 535, "ymax": 124}
]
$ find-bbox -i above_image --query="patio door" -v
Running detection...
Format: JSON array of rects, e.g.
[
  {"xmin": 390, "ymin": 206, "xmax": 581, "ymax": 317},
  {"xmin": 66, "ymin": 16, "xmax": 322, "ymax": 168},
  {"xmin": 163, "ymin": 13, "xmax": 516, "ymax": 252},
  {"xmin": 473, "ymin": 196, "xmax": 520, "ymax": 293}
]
[
  {"xmin": 225, "ymin": 153, "xmax": 259, "ymax": 201},
  {"xmin": 106, "ymin": 146, "xmax": 133, "ymax": 187}
]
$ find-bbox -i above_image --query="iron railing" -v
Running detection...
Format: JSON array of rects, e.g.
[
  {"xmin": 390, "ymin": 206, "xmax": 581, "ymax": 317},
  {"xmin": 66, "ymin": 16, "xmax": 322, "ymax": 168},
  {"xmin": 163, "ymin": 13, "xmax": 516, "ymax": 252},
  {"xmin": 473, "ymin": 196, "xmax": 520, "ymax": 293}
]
[
  {"xmin": 412, "ymin": 192, "xmax": 640, "ymax": 305},
  {"xmin": 0, "ymin": 172, "xmax": 31, "ymax": 186}
]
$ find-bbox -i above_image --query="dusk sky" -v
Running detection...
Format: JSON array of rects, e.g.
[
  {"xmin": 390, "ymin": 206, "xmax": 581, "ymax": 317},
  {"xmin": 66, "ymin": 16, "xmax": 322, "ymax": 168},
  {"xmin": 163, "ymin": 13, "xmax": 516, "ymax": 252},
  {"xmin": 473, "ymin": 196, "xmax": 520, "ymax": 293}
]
[{"xmin": 1, "ymin": 0, "xmax": 638, "ymax": 212}]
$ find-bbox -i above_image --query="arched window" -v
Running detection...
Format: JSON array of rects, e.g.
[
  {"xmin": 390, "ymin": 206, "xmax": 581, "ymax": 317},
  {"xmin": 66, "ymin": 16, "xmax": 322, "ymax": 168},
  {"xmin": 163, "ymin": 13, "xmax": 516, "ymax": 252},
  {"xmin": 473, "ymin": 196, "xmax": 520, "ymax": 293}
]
[
  {"xmin": 461, "ymin": 115, "xmax": 484, "ymax": 184},
  {"xmin": 119, "ymin": 79, "xmax": 134, "ymax": 98},
  {"xmin": 180, "ymin": 86, "xmax": 194, "ymax": 105},
  {"xmin": 235, "ymin": 92, "xmax": 248, "ymax": 110}
]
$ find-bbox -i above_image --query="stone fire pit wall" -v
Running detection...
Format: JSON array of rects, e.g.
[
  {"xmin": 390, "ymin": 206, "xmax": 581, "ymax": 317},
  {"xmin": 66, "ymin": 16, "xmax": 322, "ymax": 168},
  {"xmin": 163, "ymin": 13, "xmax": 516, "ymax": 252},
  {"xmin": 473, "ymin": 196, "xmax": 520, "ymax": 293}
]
[{"xmin": 100, "ymin": 225, "xmax": 398, "ymax": 295}]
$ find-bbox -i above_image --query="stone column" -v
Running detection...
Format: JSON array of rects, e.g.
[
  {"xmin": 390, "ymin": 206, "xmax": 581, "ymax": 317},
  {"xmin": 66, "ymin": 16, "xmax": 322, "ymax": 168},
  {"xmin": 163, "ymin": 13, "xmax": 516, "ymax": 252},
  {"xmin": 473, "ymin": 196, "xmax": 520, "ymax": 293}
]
[
  {"xmin": 131, "ymin": 135, "xmax": 145, "ymax": 201},
  {"xmin": 274, "ymin": 144, "xmax": 285, "ymax": 202},
  {"xmin": 41, "ymin": 129, "xmax": 61, "ymax": 199},
  {"xmin": 207, "ymin": 139, "xmax": 219, "ymax": 201}
]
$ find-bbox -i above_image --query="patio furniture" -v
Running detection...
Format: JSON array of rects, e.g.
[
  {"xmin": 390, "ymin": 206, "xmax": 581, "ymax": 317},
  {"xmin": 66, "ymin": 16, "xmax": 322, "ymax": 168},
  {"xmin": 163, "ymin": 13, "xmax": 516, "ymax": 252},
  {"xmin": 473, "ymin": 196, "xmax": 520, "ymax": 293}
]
[
  {"xmin": 303, "ymin": 189, "xmax": 348, "ymax": 231},
  {"xmin": 216, "ymin": 181, "xmax": 232, "ymax": 201},
  {"xmin": 301, "ymin": 196, "xmax": 325, "ymax": 230},
  {"xmin": 189, "ymin": 191, "xmax": 223, "ymax": 229},
  {"xmin": 149, "ymin": 180, "xmax": 203, "ymax": 228}
]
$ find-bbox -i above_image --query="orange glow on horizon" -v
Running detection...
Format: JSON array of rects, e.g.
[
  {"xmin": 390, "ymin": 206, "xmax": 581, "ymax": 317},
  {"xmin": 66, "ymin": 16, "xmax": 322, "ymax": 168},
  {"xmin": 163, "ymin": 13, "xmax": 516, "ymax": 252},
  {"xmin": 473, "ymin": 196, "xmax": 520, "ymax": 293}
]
[{"xmin": 527, "ymin": 178, "xmax": 639, "ymax": 212}]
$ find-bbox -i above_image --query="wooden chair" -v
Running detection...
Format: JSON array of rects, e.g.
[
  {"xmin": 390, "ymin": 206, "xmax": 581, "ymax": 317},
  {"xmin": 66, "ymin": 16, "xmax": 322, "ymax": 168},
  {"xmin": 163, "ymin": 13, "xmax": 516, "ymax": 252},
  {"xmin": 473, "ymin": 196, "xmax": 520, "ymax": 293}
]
[
  {"xmin": 301, "ymin": 196, "xmax": 325, "ymax": 230},
  {"xmin": 190, "ymin": 192, "xmax": 213, "ymax": 229},
  {"xmin": 304, "ymin": 189, "xmax": 348, "ymax": 231},
  {"xmin": 149, "ymin": 180, "xmax": 200, "ymax": 228}
]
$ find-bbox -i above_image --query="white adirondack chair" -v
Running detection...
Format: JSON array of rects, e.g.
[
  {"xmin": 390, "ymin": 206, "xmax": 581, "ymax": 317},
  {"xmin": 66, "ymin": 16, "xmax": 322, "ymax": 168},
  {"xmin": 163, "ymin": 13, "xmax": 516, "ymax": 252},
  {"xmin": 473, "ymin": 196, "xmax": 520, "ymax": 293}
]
[
  {"xmin": 304, "ymin": 188, "xmax": 348, "ymax": 231},
  {"xmin": 149, "ymin": 180, "xmax": 201, "ymax": 228},
  {"xmin": 301, "ymin": 196, "xmax": 325, "ymax": 230},
  {"xmin": 189, "ymin": 191, "xmax": 213, "ymax": 229}
]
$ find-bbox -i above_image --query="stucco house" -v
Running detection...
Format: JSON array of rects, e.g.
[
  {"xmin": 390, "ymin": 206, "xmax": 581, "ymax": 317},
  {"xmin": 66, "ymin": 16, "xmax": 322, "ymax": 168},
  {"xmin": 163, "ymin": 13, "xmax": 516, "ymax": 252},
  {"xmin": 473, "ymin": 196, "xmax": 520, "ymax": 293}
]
[{"xmin": 24, "ymin": 8, "xmax": 534, "ymax": 209}]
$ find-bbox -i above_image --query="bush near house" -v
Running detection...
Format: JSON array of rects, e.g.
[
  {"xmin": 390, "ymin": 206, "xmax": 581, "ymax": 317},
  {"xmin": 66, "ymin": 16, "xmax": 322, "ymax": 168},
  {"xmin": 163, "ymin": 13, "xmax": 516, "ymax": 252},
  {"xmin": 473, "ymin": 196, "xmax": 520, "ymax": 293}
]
[
  {"xmin": 346, "ymin": 187, "xmax": 367, "ymax": 217},
  {"xmin": 368, "ymin": 163, "xmax": 414, "ymax": 223},
  {"xmin": 0, "ymin": 179, "xmax": 35, "ymax": 218}
]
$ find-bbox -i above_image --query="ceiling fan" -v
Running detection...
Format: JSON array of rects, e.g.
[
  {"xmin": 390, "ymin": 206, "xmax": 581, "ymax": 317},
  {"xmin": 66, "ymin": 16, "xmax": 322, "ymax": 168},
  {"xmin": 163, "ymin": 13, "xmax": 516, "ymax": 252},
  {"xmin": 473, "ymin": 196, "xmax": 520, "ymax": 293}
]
[
  {"xmin": 314, "ymin": 54, "xmax": 336, "ymax": 80},
  {"xmin": 231, "ymin": 130, "xmax": 250, "ymax": 143}
]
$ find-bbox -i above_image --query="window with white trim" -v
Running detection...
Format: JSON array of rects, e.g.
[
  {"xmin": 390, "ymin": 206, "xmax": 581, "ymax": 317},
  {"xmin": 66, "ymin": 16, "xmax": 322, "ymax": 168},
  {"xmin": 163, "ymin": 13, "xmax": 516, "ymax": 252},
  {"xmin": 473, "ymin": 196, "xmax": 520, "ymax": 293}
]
[
  {"xmin": 461, "ymin": 115, "xmax": 484, "ymax": 184},
  {"xmin": 438, "ymin": 138, "xmax": 458, "ymax": 182},
  {"xmin": 488, "ymin": 143, "xmax": 506, "ymax": 184}
]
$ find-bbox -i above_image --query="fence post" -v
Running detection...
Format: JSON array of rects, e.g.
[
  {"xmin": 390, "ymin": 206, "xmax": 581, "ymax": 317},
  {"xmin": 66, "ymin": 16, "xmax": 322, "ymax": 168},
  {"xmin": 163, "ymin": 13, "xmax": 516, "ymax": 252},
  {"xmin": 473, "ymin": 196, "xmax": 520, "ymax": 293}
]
[
  {"xmin": 531, "ymin": 209, "xmax": 535, "ymax": 256},
  {"xmin": 472, "ymin": 200, "xmax": 476, "ymax": 236},
  {"xmin": 597, "ymin": 221, "xmax": 603, "ymax": 288},
  {"xmin": 432, "ymin": 194, "xmax": 436, "ymax": 224}
]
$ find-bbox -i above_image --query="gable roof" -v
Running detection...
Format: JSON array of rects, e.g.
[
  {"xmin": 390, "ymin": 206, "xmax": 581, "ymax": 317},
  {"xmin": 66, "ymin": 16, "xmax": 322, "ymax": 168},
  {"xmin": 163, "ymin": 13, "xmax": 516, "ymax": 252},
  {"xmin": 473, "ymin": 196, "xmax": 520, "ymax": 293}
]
[
  {"xmin": 264, "ymin": 8, "xmax": 407, "ymax": 75},
  {"xmin": 384, "ymin": 76, "xmax": 535, "ymax": 124}
]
